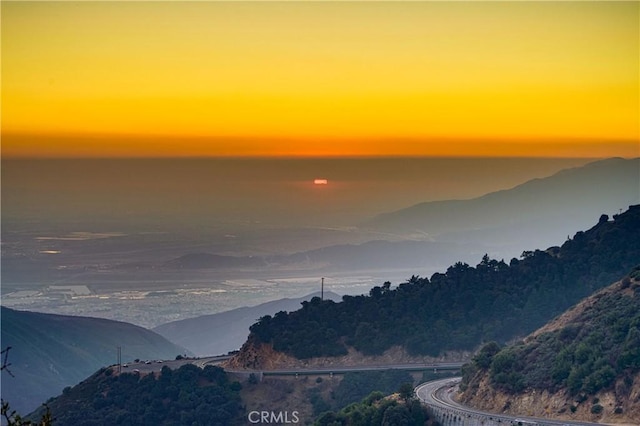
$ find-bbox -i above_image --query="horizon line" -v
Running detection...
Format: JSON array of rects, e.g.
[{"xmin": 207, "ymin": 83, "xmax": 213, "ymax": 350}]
[
  {"xmin": 2, "ymin": 132, "xmax": 637, "ymax": 159},
  {"xmin": 2, "ymin": 154, "xmax": 636, "ymax": 161}
]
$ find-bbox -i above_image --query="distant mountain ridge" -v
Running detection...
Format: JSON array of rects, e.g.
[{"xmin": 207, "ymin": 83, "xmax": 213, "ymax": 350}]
[
  {"xmin": 0, "ymin": 307, "xmax": 187, "ymax": 415},
  {"xmin": 156, "ymin": 158, "xmax": 639, "ymax": 274},
  {"xmin": 161, "ymin": 252, "xmax": 265, "ymax": 269},
  {"xmin": 153, "ymin": 291, "xmax": 342, "ymax": 356},
  {"xmin": 366, "ymin": 157, "xmax": 640, "ymax": 252},
  {"xmin": 160, "ymin": 239, "xmax": 483, "ymax": 278}
]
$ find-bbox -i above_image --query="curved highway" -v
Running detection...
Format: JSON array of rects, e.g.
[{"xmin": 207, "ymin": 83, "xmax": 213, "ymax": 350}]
[
  {"xmin": 118, "ymin": 359, "xmax": 603, "ymax": 425},
  {"xmin": 416, "ymin": 377, "xmax": 602, "ymax": 426},
  {"xmin": 117, "ymin": 357, "xmax": 463, "ymax": 376},
  {"xmin": 228, "ymin": 361, "xmax": 463, "ymax": 376},
  {"xmin": 115, "ymin": 354, "xmax": 233, "ymax": 374}
]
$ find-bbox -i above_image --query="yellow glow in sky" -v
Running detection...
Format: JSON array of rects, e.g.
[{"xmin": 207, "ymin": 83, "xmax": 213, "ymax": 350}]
[{"xmin": 2, "ymin": 1, "xmax": 639, "ymax": 157}]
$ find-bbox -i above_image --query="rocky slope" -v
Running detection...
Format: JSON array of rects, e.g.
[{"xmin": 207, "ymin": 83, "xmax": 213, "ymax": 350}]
[
  {"xmin": 460, "ymin": 374, "xmax": 640, "ymax": 425},
  {"xmin": 459, "ymin": 272, "xmax": 640, "ymax": 425},
  {"xmin": 225, "ymin": 336, "xmax": 470, "ymax": 370}
]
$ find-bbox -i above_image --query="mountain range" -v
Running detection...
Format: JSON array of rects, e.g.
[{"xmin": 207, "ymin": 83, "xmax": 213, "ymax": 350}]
[
  {"xmin": 157, "ymin": 158, "xmax": 639, "ymax": 274},
  {"xmin": 366, "ymin": 157, "xmax": 639, "ymax": 253},
  {"xmin": 229, "ymin": 204, "xmax": 640, "ymax": 365}
]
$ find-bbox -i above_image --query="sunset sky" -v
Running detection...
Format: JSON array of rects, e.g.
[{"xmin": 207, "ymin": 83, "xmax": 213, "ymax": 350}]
[{"xmin": 2, "ymin": 1, "xmax": 639, "ymax": 158}]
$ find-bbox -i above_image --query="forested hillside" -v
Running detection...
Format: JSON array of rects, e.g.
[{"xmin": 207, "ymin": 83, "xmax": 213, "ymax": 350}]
[
  {"xmin": 28, "ymin": 365, "xmax": 244, "ymax": 426},
  {"xmin": 314, "ymin": 387, "xmax": 433, "ymax": 426},
  {"xmin": 247, "ymin": 205, "xmax": 640, "ymax": 359},
  {"xmin": 458, "ymin": 268, "xmax": 640, "ymax": 423}
]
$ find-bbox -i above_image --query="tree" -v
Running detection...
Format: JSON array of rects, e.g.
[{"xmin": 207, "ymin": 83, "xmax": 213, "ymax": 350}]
[
  {"xmin": 473, "ymin": 341, "xmax": 501, "ymax": 369},
  {"xmin": 398, "ymin": 383, "xmax": 415, "ymax": 403},
  {"xmin": 1, "ymin": 401, "xmax": 53, "ymax": 426}
]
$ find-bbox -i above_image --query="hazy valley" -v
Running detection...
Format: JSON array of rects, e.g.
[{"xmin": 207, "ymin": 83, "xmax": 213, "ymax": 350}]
[{"xmin": 2, "ymin": 158, "xmax": 637, "ymax": 328}]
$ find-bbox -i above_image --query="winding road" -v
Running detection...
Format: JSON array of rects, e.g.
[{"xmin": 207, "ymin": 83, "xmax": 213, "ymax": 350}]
[
  {"xmin": 416, "ymin": 377, "xmax": 603, "ymax": 426},
  {"xmin": 119, "ymin": 356, "xmax": 463, "ymax": 376},
  {"xmin": 118, "ymin": 358, "xmax": 606, "ymax": 425}
]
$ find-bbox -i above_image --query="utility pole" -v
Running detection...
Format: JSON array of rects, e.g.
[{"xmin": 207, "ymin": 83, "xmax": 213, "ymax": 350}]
[
  {"xmin": 321, "ymin": 277, "xmax": 324, "ymax": 301},
  {"xmin": 117, "ymin": 346, "xmax": 121, "ymax": 374}
]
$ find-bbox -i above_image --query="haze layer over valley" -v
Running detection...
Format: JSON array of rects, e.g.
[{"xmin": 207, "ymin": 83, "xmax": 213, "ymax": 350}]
[{"xmin": 2, "ymin": 157, "xmax": 637, "ymax": 328}]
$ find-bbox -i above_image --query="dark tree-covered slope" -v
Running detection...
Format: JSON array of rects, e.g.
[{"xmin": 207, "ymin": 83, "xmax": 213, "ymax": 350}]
[
  {"xmin": 314, "ymin": 386, "xmax": 433, "ymax": 426},
  {"xmin": 247, "ymin": 205, "xmax": 640, "ymax": 359},
  {"xmin": 29, "ymin": 364, "xmax": 244, "ymax": 426}
]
